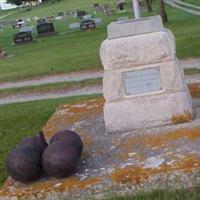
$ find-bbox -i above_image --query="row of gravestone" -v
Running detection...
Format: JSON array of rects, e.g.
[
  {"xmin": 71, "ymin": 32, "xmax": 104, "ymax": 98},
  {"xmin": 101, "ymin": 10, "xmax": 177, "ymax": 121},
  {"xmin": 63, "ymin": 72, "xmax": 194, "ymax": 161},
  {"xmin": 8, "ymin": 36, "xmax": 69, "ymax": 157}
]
[
  {"xmin": 13, "ymin": 18, "xmax": 98, "ymax": 45},
  {"xmin": 0, "ymin": 1, "xmax": 125, "ymax": 29},
  {"xmin": 13, "ymin": 21, "xmax": 56, "ymax": 45}
]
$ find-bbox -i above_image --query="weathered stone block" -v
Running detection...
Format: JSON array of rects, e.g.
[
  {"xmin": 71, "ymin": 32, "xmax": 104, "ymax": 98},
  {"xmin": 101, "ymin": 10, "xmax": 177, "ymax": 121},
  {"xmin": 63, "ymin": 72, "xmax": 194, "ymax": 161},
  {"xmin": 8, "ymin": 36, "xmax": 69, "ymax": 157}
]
[
  {"xmin": 100, "ymin": 29, "xmax": 175, "ymax": 71},
  {"xmin": 104, "ymin": 91, "xmax": 193, "ymax": 133},
  {"xmin": 103, "ymin": 59, "xmax": 188, "ymax": 102},
  {"xmin": 107, "ymin": 15, "xmax": 164, "ymax": 39}
]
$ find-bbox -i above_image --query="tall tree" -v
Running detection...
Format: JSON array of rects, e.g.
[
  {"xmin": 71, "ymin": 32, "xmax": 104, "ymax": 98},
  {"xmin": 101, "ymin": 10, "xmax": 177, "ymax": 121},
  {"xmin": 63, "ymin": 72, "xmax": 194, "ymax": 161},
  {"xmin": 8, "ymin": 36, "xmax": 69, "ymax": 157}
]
[
  {"xmin": 146, "ymin": 0, "xmax": 153, "ymax": 12},
  {"xmin": 157, "ymin": 0, "xmax": 168, "ymax": 23}
]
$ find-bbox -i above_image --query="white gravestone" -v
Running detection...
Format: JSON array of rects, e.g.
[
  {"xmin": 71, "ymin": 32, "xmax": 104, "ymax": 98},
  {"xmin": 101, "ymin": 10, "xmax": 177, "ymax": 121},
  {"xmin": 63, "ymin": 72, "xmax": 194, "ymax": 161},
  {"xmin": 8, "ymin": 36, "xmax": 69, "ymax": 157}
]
[{"xmin": 100, "ymin": 15, "xmax": 193, "ymax": 133}]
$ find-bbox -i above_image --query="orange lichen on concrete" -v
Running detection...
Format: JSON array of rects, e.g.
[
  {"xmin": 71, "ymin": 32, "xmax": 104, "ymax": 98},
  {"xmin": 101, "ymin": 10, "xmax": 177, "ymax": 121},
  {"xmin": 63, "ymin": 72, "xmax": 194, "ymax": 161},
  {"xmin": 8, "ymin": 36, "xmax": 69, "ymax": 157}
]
[
  {"xmin": 188, "ymin": 83, "xmax": 200, "ymax": 98},
  {"xmin": 43, "ymin": 97, "xmax": 104, "ymax": 139},
  {"xmin": 171, "ymin": 111, "xmax": 193, "ymax": 124},
  {"xmin": 61, "ymin": 177, "xmax": 102, "ymax": 190},
  {"xmin": 114, "ymin": 126, "xmax": 200, "ymax": 162},
  {"xmin": 110, "ymin": 154, "xmax": 200, "ymax": 185},
  {"xmin": 0, "ymin": 176, "xmax": 102, "ymax": 199}
]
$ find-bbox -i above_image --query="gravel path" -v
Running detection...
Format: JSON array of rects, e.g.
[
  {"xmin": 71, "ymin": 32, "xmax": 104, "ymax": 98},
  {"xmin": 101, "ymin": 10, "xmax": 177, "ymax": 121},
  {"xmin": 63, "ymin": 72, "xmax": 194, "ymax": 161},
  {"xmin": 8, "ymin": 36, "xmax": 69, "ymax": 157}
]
[
  {"xmin": 181, "ymin": 58, "xmax": 200, "ymax": 69},
  {"xmin": 0, "ymin": 70, "xmax": 103, "ymax": 90},
  {"xmin": 0, "ymin": 58, "xmax": 199, "ymax": 90},
  {"xmin": 0, "ymin": 85, "xmax": 102, "ymax": 105},
  {"xmin": 165, "ymin": 0, "xmax": 200, "ymax": 15},
  {"xmin": 0, "ymin": 74, "xmax": 198, "ymax": 105},
  {"xmin": 0, "ymin": 12, "xmax": 16, "ymax": 20}
]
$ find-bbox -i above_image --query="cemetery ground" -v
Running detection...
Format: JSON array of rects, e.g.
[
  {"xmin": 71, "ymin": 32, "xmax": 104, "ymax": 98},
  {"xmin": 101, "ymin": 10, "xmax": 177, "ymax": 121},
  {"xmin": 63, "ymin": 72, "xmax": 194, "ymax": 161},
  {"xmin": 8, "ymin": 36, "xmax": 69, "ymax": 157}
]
[
  {"xmin": 0, "ymin": 2, "xmax": 200, "ymax": 83},
  {"xmin": 1, "ymin": 1, "xmax": 200, "ymax": 199}
]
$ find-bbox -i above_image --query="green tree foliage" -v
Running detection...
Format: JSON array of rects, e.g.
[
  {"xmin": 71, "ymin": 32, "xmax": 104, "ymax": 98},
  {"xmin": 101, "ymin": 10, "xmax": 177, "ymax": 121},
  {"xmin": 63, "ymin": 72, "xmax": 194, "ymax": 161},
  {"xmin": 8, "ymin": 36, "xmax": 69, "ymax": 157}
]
[{"xmin": 7, "ymin": 0, "xmax": 23, "ymax": 6}]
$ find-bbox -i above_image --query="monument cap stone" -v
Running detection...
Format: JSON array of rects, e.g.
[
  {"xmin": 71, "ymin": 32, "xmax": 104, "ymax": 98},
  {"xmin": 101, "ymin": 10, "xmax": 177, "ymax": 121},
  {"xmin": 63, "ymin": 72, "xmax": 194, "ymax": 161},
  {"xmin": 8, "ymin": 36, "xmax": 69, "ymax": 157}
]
[{"xmin": 107, "ymin": 15, "xmax": 164, "ymax": 39}]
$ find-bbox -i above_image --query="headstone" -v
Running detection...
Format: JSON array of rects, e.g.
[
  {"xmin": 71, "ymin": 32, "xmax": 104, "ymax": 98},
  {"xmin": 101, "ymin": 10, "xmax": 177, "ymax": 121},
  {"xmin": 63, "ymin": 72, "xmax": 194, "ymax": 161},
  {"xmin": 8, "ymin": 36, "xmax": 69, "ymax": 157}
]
[
  {"xmin": 76, "ymin": 10, "xmax": 86, "ymax": 19},
  {"xmin": 83, "ymin": 14, "xmax": 92, "ymax": 20},
  {"xmin": 100, "ymin": 16, "xmax": 193, "ymax": 133},
  {"xmin": 95, "ymin": 5, "xmax": 104, "ymax": 12},
  {"xmin": 93, "ymin": 3, "xmax": 99, "ymax": 8},
  {"xmin": 57, "ymin": 12, "xmax": 64, "ymax": 16},
  {"xmin": 34, "ymin": 16, "xmax": 39, "ymax": 21},
  {"xmin": 69, "ymin": 22, "xmax": 80, "ymax": 30},
  {"xmin": 54, "ymin": 16, "xmax": 62, "ymax": 20},
  {"xmin": 105, "ymin": 10, "xmax": 115, "ymax": 16},
  {"xmin": 13, "ymin": 31, "xmax": 33, "ymax": 45},
  {"xmin": 25, "ymin": 18, "xmax": 31, "ymax": 22},
  {"xmin": 0, "ymin": 48, "xmax": 7, "ymax": 58},
  {"xmin": 46, "ymin": 16, "xmax": 54, "ymax": 23},
  {"xmin": 36, "ymin": 22, "xmax": 57, "ymax": 37},
  {"xmin": 94, "ymin": 18, "xmax": 102, "ymax": 26},
  {"xmin": 11, "ymin": 20, "xmax": 20, "ymax": 29},
  {"xmin": 20, "ymin": 26, "xmax": 33, "ymax": 33},
  {"xmin": 17, "ymin": 19, "xmax": 25, "ymax": 27},
  {"xmin": 117, "ymin": 2, "xmax": 125, "ymax": 11},
  {"xmin": 37, "ymin": 18, "xmax": 46, "ymax": 25},
  {"xmin": 80, "ymin": 20, "xmax": 96, "ymax": 31}
]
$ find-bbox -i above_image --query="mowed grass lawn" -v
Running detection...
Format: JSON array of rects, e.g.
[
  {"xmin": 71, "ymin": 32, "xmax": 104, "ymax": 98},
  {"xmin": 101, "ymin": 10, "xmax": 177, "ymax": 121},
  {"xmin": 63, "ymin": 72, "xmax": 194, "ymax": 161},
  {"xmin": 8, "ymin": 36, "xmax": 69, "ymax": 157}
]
[
  {"xmin": 0, "ymin": 1, "xmax": 200, "ymax": 82},
  {"xmin": 0, "ymin": 94, "xmax": 101, "ymax": 186}
]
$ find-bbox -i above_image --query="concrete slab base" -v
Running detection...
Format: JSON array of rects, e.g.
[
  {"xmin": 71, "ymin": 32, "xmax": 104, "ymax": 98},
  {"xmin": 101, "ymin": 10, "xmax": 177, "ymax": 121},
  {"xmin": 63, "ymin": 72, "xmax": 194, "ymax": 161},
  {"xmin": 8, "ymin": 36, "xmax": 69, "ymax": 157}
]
[{"xmin": 1, "ymin": 83, "xmax": 200, "ymax": 200}]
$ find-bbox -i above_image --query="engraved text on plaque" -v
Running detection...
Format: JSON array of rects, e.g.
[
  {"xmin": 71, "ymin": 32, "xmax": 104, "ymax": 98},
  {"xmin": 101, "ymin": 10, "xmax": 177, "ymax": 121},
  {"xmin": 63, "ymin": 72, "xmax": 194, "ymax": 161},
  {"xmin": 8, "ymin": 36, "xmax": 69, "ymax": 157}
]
[{"xmin": 123, "ymin": 67, "xmax": 162, "ymax": 95}]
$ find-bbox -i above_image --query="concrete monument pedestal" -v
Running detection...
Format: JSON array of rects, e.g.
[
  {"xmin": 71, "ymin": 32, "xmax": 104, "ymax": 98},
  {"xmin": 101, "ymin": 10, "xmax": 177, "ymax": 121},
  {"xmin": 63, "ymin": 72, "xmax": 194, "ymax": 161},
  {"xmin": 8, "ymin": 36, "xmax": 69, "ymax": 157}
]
[{"xmin": 100, "ymin": 16, "xmax": 193, "ymax": 133}]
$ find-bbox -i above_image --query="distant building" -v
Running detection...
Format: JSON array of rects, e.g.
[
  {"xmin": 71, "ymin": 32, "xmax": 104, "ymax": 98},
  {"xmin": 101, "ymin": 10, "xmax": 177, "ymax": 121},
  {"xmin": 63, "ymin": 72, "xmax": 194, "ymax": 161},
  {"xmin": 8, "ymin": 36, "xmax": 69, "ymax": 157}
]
[
  {"xmin": 0, "ymin": 0, "xmax": 42, "ymax": 11},
  {"xmin": 0, "ymin": 0, "xmax": 17, "ymax": 10}
]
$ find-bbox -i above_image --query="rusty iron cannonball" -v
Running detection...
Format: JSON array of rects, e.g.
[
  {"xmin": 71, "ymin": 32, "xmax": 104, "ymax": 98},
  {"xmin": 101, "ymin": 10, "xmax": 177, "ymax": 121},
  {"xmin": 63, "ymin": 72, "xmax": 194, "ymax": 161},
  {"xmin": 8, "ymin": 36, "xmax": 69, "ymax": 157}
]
[
  {"xmin": 6, "ymin": 146, "xmax": 42, "ymax": 183},
  {"xmin": 42, "ymin": 142, "xmax": 79, "ymax": 178},
  {"xmin": 49, "ymin": 129, "xmax": 83, "ymax": 157},
  {"xmin": 19, "ymin": 131, "xmax": 48, "ymax": 155}
]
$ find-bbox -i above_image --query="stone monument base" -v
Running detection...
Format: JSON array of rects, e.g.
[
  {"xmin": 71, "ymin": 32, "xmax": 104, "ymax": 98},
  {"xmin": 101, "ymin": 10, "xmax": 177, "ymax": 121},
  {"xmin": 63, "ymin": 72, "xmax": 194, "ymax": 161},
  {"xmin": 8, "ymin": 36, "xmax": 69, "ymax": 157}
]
[
  {"xmin": 1, "ymin": 83, "xmax": 200, "ymax": 200},
  {"xmin": 100, "ymin": 16, "xmax": 193, "ymax": 133},
  {"xmin": 104, "ymin": 91, "xmax": 193, "ymax": 132}
]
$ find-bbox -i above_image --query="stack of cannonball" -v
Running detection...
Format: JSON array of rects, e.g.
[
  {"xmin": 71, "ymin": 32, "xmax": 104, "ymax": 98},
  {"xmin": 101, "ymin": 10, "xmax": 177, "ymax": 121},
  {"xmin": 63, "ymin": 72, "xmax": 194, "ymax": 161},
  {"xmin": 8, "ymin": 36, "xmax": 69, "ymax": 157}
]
[{"xmin": 6, "ymin": 129, "xmax": 83, "ymax": 183}]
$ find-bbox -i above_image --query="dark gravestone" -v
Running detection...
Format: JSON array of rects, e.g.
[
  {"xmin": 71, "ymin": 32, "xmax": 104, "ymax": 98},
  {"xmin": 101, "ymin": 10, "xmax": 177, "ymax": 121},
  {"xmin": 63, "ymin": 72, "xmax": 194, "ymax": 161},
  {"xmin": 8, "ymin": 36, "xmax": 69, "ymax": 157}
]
[
  {"xmin": 80, "ymin": 20, "xmax": 96, "ymax": 31},
  {"xmin": 14, "ymin": 31, "xmax": 33, "ymax": 45},
  {"xmin": 93, "ymin": 3, "xmax": 99, "ymax": 8},
  {"xmin": 77, "ymin": 10, "xmax": 86, "ymax": 19},
  {"xmin": 58, "ymin": 12, "xmax": 64, "ymax": 16},
  {"xmin": 36, "ymin": 22, "xmax": 57, "ymax": 37},
  {"xmin": 37, "ymin": 18, "xmax": 46, "ymax": 25},
  {"xmin": 118, "ymin": 3, "xmax": 125, "ymax": 11}
]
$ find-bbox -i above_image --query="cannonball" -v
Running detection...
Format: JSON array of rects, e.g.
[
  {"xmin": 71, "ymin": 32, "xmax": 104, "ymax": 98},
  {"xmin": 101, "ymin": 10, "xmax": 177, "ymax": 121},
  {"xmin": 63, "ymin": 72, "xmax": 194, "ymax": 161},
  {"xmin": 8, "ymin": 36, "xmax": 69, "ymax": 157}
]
[
  {"xmin": 19, "ymin": 131, "xmax": 48, "ymax": 155},
  {"xmin": 49, "ymin": 129, "xmax": 83, "ymax": 156},
  {"xmin": 6, "ymin": 146, "xmax": 42, "ymax": 183},
  {"xmin": 42, "ymin": 142, "xmax": 79, "ymax": 178}
]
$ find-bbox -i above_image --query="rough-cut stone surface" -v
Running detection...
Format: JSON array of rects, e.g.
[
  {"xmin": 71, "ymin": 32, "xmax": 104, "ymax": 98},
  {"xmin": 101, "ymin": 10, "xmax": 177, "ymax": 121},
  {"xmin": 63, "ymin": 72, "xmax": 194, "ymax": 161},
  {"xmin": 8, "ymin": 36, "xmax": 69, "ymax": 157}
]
[
  {"xmin": 103, "ymin": 59, "xmax": 188, "ymax": 102},
  {"xmin": 1, "ymin": 87, "xmax": 200, "ymax": 199},
  {"xmin": 104, "ymin": 91, "xmax": 193, "ymax": 132},
  {"xmin": 100, "ymin": 29, "xmax": 175, "ymax": 71},
  {"xmin": 107, "ymin": 15, "xmax": 164, "ymax": 39}
]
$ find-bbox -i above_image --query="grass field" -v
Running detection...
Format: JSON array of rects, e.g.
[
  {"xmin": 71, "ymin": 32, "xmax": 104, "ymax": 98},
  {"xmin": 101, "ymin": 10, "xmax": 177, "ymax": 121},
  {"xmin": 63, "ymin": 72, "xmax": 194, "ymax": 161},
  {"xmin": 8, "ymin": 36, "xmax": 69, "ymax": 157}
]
[
  {"xmin": 1, "ymin": 1, "xmax": 200, "ymax": 198},
  {"xmin": 0, "ymin": 94, "xmax": 101, "ymax": 186},
  {"xmin": 0, "ymin": 1, "xmax": 200, "ymax": 82}
]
